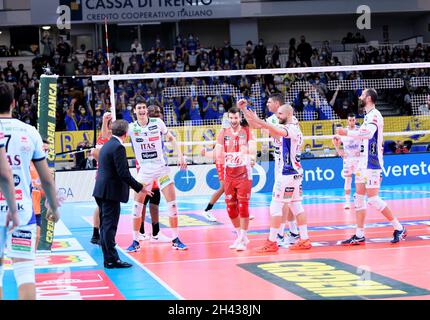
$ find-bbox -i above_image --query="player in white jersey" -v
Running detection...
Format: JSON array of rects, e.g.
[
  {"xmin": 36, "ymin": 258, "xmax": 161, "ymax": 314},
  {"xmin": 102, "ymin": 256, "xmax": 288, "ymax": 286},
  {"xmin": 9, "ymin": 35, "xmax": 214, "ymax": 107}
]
[
  {"xmin": 242, "ymin": 104, "xmax": 312, "ymax": 252},
  {"xmin": 337, "ymin": 88, "xmax": 406, "ymax": 245},
  {"xmin": 0, "ymin": 128, "xmax": 18, "ymax": 300},
  {"xmin": 246, "ymin": 93, "xmax": 300, "ymax": 247},
  {"xmin": 126, "ymin": 97, "xmax": 188, "ymax": 252},
  {"xmin": 0, "ymin": 82, "xmax": 60, "ymax": 300},
  {"xmin": 332, "ymin": 113, "xmax": 361, "ymax": 209}
]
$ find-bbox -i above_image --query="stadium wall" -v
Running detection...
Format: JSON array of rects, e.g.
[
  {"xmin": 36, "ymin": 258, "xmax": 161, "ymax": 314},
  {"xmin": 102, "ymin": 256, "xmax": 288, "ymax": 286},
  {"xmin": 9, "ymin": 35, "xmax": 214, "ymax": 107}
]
[{"xmin": 55, "ymin": 153, "xmax": 430, "ymax": 203}]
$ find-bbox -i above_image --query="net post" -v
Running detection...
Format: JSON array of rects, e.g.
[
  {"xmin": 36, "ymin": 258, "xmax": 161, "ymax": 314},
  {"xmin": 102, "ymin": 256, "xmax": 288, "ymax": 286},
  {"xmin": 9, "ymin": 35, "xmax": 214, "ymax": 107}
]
[{"xmin": 109, "ymin": 78, "xmax": 116, "ymax": 121}]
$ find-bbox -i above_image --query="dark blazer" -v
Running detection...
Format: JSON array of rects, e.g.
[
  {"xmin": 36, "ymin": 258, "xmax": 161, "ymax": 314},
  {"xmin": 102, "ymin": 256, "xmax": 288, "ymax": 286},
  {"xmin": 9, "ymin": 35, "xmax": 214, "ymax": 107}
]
[{"xmin": 93, "ymin": 136, "xmax": 143, "ymax": 203}]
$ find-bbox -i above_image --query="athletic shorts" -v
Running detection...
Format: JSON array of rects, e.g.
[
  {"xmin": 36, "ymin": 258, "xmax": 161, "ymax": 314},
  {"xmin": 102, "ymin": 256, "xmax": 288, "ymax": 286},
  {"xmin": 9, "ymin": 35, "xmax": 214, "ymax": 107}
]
[
  {"xmin": 0, "ymin": 224, "xmax": 37, "ymax": 260},
  {"xmin": 144, "ymin": 188, "xmax": 161, "ymax": 206},
  {"xmin": 355, "ymin": 168, "xmax": 383, "ymax": 189},
  {"xmin": 224, "ymin": 178, "xmax": 252, "ymax": 203},
  {"xmin": 343, "ymin": 158, "xmax": 360, "ymax": 176},
  {"xmin": 137, "ymin": 166, "xmax": 172, "ymax": 192},
  {"xmin": 272, "ymin": 173, "xmax": 303, "ymax": 203}
]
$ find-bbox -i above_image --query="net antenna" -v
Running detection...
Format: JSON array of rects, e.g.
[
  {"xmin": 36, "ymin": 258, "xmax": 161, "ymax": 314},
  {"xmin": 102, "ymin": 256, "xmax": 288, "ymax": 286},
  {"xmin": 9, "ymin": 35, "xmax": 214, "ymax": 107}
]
[{"xmin": 104, "ymin": 17, "xmax": 117, "ymax": 121}]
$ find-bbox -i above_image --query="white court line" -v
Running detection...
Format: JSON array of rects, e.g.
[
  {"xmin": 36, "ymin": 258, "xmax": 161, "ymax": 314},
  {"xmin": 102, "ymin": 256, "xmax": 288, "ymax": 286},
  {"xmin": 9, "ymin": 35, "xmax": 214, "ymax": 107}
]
[
  {"xmin": 141, "ymin": 243, "xmax": 430, "ymax": 266},
  {"xmin": 116, "ymin": 246, "xmax": 184, "ymax": 300}
]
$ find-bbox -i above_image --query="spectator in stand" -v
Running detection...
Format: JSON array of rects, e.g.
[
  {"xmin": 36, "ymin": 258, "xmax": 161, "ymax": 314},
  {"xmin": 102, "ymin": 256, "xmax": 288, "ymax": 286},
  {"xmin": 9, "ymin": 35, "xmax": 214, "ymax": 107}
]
[
  {"xmin": 222, "ymin": 40, "xmax": 235, "ymax": 63},
  {"xmin": 342, "ymin": 32, "xmax": 355, "ymax": 44},
  {"xmin": 418, "ymin": 95, "xmax": 430, "ymax": 115},
  {"xmin": 189, "ymin": 96, "xmax": 202, "ymax": 123},
  {"xmin": 65, "ymin": 99, "xmax": 79, "ymax": 131},
  {"xmin": 302, "ymin": 144, "xmax": 315, "ymax": 159},
  {"xmin": 288, "ymin": 38, "xmax": 298, "ymax": 64},
  {"xmin": 187, "ymin": 34, "xmax": 198, "ymax": 52},
  {"xmin": 297, "ymin": 35, "xmax": 313, "ymax": 67},
  {"xmin": 271, "ymin": 44, "xmax": 280, "ymax": 65},
  {"xmin": 77, "ymin": 105, "xmax": 93, "ymax": 130},
  {"xmin": 131, "ymin": 38, "xmax": 143, "ymax": 54},
  {"xmin": 253, "ymin": 39, "xmax": 267, "ymax": 69},
  {"xmin": 57, "ymin": 37, "xmax": 71, "ymax": 64},
  {"xmin": 202, "ymin": 96, "xmax": 219, "ymax": 120}
]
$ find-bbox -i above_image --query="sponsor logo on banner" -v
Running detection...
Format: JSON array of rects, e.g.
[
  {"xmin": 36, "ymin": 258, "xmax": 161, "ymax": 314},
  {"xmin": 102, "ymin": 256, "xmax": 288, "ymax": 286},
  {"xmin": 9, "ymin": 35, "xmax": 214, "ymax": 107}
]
[
  {"xmin": 174, "ymin": 170, "xmax": 196, "ymax": 192},
  {"xmin": 36, "ymin": 270, "xmax": 124, "ymax": 300},
  {"xmin": 238, "ymin": 259, "xmax": 430, "ymax": 299}
]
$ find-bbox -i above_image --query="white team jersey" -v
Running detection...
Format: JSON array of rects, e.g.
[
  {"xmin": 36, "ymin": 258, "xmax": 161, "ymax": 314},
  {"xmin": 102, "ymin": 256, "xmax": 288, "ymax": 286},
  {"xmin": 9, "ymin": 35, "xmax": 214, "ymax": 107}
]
[
  {"xmin": 267, "ymin": 114, "xmax": 299, "ymax": 170},
  {"xmin": 0, "ymin": 118, "xmax": 45, "ymax": 226},
  {"xmin": 360, "ymin": 108, "xmax": 384, "ymax": 169},
  {"xmin": 341, "ymin": 126, "xmax": 361, "ymax": 159},
  {"xmin": 276, "ymin": 123, "xmax": 304, "ymax": 176},
  {"xmin": 128, "ymin": 118, "xmax": 169, "ymax": 169}
]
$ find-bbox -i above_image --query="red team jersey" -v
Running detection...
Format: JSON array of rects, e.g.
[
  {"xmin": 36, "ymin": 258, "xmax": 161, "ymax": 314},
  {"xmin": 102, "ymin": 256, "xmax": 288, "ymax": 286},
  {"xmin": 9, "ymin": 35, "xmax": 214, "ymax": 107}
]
[{"xmin": 217, "ymin": 126, "xmax": 252, "ymax": 181}]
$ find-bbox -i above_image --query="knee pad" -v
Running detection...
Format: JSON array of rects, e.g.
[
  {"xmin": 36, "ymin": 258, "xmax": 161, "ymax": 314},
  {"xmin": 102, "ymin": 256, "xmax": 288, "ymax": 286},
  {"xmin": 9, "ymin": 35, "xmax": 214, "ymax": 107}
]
[
  {"xmin": 270, "ymin": 201, "xmax": 283, "ymax": 217},
  {"xmin": 13, "ymin": 261, "xmax": 35, "ymax": 287},
  {"xmin": 368, "ymin": 196, "xmax": 387, "ymax": 211},
  {"xmin": 344, "ymin": 176, "xmax": 352, "ymax": 191},
  {"xmin": 354, "ymin": 193, "xmax": 366, "ymax": 210},
  {"xmin": 238, "ymin": 201, "xmax": 249, "ymax": 218},
  {"xmin": 0, "ymin": 265, "xmax": 3, "ymax": 288},
  {"xmin": 289, "ymin": 201, "xmax": 304, "ymax": 216},
  {"xmin": 167, "ymin": 201, "xmax": 178, "ymax": 218},
  {"xmin": 132, "ymin": 202, "xmax": 144, "ymax": 218},
  {"xmin": 226, "ymin": 201, "xmax": 239, "ymax": 219}
]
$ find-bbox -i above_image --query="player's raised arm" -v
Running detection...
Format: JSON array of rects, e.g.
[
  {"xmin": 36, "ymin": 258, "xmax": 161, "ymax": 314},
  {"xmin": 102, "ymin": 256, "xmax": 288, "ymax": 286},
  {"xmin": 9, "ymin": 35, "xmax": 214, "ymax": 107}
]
[{"xmin": 336, "ymin": 123, "xmax": 377, "ymax": 140}]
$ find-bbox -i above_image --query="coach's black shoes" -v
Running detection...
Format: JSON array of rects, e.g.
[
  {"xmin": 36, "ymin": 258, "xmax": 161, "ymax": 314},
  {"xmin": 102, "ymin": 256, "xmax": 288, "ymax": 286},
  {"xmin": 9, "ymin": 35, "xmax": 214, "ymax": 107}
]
[
  {"xmin": 104, "ymin": 260, "xmax": 132, "ymax": 269},
  {"xmin": 391, "ymin": 227, "xmax": 407, "ymax": 244},
  {"xmin": 90, "ymin": 236, "xmax": 101, "ymax": 245},
  {"xmin": 341, "ymin": 235, "xmax": 366, "ymax": 246}
]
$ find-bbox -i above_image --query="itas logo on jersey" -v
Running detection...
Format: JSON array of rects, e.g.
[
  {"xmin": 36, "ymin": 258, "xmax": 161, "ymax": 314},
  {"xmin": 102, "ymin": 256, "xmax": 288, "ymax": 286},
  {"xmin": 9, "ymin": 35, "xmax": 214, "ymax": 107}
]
[{"xmin": 140, "ymin": 143, "xmax": 156, "ymax": 150}]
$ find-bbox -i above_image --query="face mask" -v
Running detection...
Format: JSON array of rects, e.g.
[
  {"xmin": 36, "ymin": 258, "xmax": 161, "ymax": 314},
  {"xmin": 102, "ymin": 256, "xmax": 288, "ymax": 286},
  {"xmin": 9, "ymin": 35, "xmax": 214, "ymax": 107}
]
[
  {"xmin": 343, "ymin": 104, "xmax": 348, "ymax": 109},
  {"xmin": 127, "ymin": 106, "xmax": 132, "ymax": 111},
  {"xmin": 305, "ymin": 148, "xmax": 311, "ymax": 152},
  {"xmin": 315, "ymin": 80, "xmax": 320, "ymax": 84}
]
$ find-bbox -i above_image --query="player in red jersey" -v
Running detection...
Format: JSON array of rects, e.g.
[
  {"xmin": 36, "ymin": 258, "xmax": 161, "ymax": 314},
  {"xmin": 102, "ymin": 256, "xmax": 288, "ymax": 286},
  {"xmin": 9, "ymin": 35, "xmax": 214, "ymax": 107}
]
[
  {"xmin": 215, "ymin": 103, "xmax": 256, "ymax": 251},
  {"xmin": 90, "ymin": 112, "xmax": 112, "ymax": 245}
]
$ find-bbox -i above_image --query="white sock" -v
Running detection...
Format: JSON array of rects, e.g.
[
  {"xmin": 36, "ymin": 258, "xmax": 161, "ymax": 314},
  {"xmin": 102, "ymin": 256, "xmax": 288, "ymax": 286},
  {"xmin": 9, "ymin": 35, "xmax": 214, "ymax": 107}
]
[
  {"xmin": 345, "ymin": 193, "xmax": 350, "ymax": 202},
  {"xmin": 171, "ymin": 228, "xmax": 178, "ymax": 239},
  {"xmin": 235, "ymin": 227, "xmax": 240, "ymax": 237},
  {"xmin": 390, "ymin": 218, "xmax": 403, "ymax": 231},
  {"xmin": 355, "ymin": 227, "xmax": 365, "ymax": 238},
  {"xmin": 279, "ymin": 223, "xmax": 286, "ymax": 236},
  {"xmin": 289, "ymin": 220, "xmax": 299, "ymax": 235},
  {"xmin": 239, "ymin": 229, "xmax": 247, "ymax": 242},
  {"xmin": 298, "ymin": 225, "xmax": 309, "ymax": 240},
  {"xmin": 269, "ymin": 228, "xmax": 278, "ymax": 242}
]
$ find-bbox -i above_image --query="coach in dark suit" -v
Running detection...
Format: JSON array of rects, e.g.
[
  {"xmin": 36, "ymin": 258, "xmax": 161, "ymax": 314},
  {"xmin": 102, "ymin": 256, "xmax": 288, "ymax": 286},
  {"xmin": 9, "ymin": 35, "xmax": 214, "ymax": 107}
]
[{"xmin": 93, "ymin": 119, "xmax": 146, "ymax": 269}]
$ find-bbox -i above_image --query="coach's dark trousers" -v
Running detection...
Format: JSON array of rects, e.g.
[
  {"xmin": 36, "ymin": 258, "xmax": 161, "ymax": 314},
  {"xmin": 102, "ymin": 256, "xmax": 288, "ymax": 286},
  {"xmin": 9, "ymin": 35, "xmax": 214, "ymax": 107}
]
[{"xmin": 95, "ymin": 197, "xmax": 121, "ymax": 264}]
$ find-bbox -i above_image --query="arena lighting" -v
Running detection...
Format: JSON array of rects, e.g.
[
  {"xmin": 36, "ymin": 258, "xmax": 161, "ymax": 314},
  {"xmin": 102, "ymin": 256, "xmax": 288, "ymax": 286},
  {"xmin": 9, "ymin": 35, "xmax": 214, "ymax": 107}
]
[{"xmin": 42, "ymin": 26, "xmax": 51, "ymax": 30}]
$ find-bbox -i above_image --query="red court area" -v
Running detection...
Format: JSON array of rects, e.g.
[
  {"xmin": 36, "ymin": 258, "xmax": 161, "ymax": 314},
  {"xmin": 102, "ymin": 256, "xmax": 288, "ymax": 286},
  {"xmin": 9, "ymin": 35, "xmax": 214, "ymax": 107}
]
[{"xmin": 115, "ymin": 196, "xmax": 430, "ymax": 300}]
